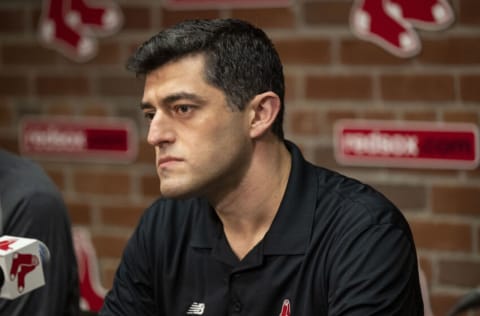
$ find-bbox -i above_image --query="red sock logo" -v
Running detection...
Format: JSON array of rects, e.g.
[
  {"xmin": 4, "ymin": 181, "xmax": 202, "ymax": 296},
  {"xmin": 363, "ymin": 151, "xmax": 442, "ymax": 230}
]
[
  {"xmin": 350, "ymin": 0, "xmax": 454, "ymax": 57},
  {"xmin": 38, "ymin": 0, "xmax": 123, "ymax": 62},
  {"xmin": 279, "ymin": 299, "xmax": 291, "ymax": 316},
  {"xmin": 73, "ymin": 228, "xmax": 106, "ymax": 312},
  {"xmin": 9, "ymin": 253, "xmax": 39, "ymax": 293}
]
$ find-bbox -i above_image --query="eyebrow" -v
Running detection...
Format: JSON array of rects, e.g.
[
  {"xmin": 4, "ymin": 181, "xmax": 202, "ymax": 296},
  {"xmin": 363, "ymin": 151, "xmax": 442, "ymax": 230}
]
[{"xmin": 140, "ymin": 92, "xmax": 207, "ymax": 110}]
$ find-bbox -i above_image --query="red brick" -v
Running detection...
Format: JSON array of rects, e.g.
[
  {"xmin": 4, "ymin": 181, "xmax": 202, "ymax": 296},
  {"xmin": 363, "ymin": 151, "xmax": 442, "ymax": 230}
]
[
  {"xmin": 432, "ymin": 185, "xmax": 480, "ymax": 216},
  {"xmin": 458, "ymin": 0, "xmax": 480, "ymax": 25},
  {"xmin": 384, "ymin": 167, "xmax": 458, "ymax": 178},
  {"xmin": 304, "ymin": 2, "xmax": 352, "ymax": 25},
  {"xmin": 0, "ymin": 137, "xmax": 19, "ymax": 154},
  {"xmin": 45, "ymin": 102, "xmax": 75, "ymax": 115},
  {"xmin": 443, "ymin": 110, "xmax": 479, "ymax": 124},
  {"xmin": 274, "ymin": 38, "xmax": 331, "ymax": 65},
  {"xmin": 313, "ymin": 144, "xmax": 341, "ymax": 170},
  {"xmin": 284, "ymin": 73, "xmax": 297, "ymax": 101},
  {"xmin": 2, "ymin": 43, "xmax": 58, "ymax": 65},
  {"xmin": 65, "ymin": 200, "xmax": 92, "ymax": 225},
  {"xmin": 460, "ymin": 75, "xmax": 480, "ymax": 102},
  {"xmin": 430, "ymin": 292, "xmax": 462, "ymax": 316},
  {"xmin": 122, "ymin": 6, "xmax": 152, "ymax": 30},
  {"xmin": 340, "ymin": 39, "xmax": 413, "ymax": 65},
  {"xmin": 100, "ymin": 204, "xmax": 145, "ymax": 228},
  {"xmin": 478, "ymin": 230, "xmax": 480, "ymax": 254},
  {"xmin": 380, "ymin": 74, "xmax": 455, "ymax": 101},
  {"xmin": 81, "ymin": 103, "xmax": 111, "ymax": 117},
  {"xmin": 102, "ymin": 264, "xmax": 118, "ymax": 290},
  {"xmin": 43, "ymin": 168, "xmax": 66, "ymax": 190},
  {"xmin": 402, "ymin": 110, "xmax": 437, "ymax": 121},
  {"xmin": 98, "ymin": 76, "xmax": 144, "ymax": 96},
  {"xmin": 466, "ymin": 166, "xmax": 480, "ymax": 180},
  {"xmin": 409, "ymin": 219, "xmax": 472, "ymax": 252},
  {"xmin": 439, "ymin": 259, "xmax": 480, "ymax": 287},
  {"xmin": 0, "ymin": 75, "xmax": 28, "ymax": 96},
  {"xmin": 92, "ymin": 233, "xmax": 130, "ymax": 258},
  {"xmin": 127, "ymin": 41, "xmax": 143, "ymax": 57},
  {"xmin": 419, "ymin": 37, "xmax": 480, "ymax": 65},
  {"xmin": 161, "ymin": 8, "xmax": 220, "ymax": 28},
  {"xmin": 325, "ymin": 109, "xmax": 358, "ymax": 132},
  {"xmin": 141, "ymin": 174, "xmax": 160, "ymax": 197},
  {"xmin": 319, "ymin": 110, "xmax": 360, "ymax": 164},
  {"xmin": 30, "ymin": 8, "xmax": 41, "ymax": 27},
  {"xmin": 89, "ymin": 42, "xmax": 123, "ymax": 65},
  {"xmin": 232, "ymin": 8, "xmax": 295, "ymax": 29},
  {"xmin": 0, "ymin": 103, "xmax": 13, "ymax": 126},
  {"xmin": 0, "ymin": 9, "xmax": 25, "ymax": 32},
  {"xmin": 418, "ymin": 256, "xmax": 433, "ymax": 283},
  {"xmin": 306, "ymin": 75, "xmax": 372, "ymax": 100},
  {"xmin": 361, "ymin": 110, "xmax": 396, "ymax": 120},
  {"xmin": 289, "ymin": 108, "xmax": 323, "ymax": 136},
  {"xmin": 136, "ymin": 140, "xmax": 155, "ymax": 164},
  {"xmin": 73, "ymin": 170, "xmax": 131, "ymax": 195},
  {"xmin": 35, "ymin": 76, "xmax": 90, "ymax": 96},
  {"xmin": 372, "ymin": 183, "xmax": 427, "ymax": 211}
]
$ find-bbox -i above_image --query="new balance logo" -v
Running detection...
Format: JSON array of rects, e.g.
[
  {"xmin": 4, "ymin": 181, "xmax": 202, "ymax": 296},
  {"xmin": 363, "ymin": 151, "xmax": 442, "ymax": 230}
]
[{"xmin": 186, "ymin": 302, "xmax": 205, "ymax": 315}]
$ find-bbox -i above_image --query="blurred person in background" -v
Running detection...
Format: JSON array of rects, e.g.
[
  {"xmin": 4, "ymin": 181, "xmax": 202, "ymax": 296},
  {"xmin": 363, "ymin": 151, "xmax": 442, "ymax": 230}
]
[
  {"xmin": 0, "ymin": 148, "xmax": 79, "ymax": 316},
  {"xmin": 101, "ymin": 19, "xmax": 423, "ymax": 315}
]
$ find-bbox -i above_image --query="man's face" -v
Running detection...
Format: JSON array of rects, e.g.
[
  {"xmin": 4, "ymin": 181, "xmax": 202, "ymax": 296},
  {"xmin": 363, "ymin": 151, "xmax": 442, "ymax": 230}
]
[{"xmin": 141, "ymin": 54, "xmax": 253, "ymax": 199}]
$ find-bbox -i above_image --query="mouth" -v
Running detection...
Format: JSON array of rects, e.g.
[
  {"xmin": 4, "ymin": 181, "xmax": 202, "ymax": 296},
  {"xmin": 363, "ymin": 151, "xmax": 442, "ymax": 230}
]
[{"xmin": 157, "ymin": 156, "xmax": 183, "ymax": 168}]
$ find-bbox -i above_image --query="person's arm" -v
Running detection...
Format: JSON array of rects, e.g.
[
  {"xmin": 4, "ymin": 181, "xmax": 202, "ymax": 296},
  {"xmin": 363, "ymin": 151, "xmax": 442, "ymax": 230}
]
[
  {"xmin": 100, "ymin": 216, "xmax": 158, "ymax": 316},
  {"xmin": 327, "ymin": 224, "xmax": 424, "ymax": 315},
  {"xmin": 0, "ymin": 191, "xmax": 79, "ymax": 316}
]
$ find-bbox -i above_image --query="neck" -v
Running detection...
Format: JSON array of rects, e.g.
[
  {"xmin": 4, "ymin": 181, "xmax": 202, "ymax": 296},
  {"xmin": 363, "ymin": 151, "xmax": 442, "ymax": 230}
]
[{"xmin": 209, "ymin": 137, "xmax": 291, "ymax": 260}]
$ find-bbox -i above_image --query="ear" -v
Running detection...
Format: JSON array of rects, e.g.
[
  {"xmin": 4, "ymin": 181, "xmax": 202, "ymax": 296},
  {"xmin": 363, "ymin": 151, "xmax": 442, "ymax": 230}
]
[{"xmin": 248, "ymin": 92, "xmax": 281, "ymax": 139}]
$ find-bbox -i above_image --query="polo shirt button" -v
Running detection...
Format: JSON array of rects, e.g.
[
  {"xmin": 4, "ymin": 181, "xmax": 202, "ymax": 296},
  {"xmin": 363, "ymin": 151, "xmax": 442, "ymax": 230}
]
[{"xmin": 233, "ymin": 301, "xmax": 242, "ymax": 312}]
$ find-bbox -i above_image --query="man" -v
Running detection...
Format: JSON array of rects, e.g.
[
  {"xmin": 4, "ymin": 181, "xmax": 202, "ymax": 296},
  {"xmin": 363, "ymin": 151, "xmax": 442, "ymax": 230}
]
[
  {"xmin": 0, "ymin": 149, "xmax": 79, "ymax": 315},
  {"xmin": 101, "ymin": 19, "xmax": 423, "ymax": 315}
]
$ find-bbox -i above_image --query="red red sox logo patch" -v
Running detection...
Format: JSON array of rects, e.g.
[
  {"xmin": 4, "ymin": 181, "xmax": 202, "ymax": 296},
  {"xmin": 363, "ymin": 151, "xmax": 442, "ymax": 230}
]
[
  {"xmin": 279, "ymin": 299, "xmax": 291, "ymax": 316},
  {"xmin": 350, "ymin": 0, "xmax": 454, "ymax": 57}
]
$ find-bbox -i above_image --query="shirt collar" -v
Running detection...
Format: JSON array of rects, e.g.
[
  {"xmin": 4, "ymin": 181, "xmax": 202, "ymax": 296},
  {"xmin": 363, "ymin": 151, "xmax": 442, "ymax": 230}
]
[
  {"xmin": 262, "ymin": 140, "xmax": 316, "ymax": 255},
  {"xmin": 191, "ymin": 141, "xmax": 317, "ymax": 256}
]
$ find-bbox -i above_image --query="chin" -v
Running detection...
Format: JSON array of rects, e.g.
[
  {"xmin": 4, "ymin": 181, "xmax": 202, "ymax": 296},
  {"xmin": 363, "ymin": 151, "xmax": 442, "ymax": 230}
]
[{"xmin": 159, "ymin": 184, "xmax": 201, "ymax": 200}]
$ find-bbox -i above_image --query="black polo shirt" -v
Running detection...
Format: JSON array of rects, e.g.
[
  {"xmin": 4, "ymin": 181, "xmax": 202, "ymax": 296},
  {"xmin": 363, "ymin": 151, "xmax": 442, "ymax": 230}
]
[{"xmin": 101, "ymin": 141, "xmax": 423, "ymax": 316}]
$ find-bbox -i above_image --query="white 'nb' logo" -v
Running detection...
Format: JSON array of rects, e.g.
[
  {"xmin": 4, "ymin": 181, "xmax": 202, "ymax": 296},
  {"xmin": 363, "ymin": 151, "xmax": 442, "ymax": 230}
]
[{"xmin": 187, "ymin": 302, "xmax": 205, "ymax": 315}]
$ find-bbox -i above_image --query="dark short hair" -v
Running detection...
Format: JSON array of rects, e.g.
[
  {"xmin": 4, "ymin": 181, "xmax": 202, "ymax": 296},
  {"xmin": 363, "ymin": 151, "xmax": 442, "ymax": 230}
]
[{"xmin": 126, "ymin": 18, "xmax": 285, "ymax": 140}]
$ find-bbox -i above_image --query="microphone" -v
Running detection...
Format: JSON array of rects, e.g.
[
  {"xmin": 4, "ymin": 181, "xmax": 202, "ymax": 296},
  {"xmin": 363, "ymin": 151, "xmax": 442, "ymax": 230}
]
[{"xmin": 0, "ymin": 235, "xmax": 50, "ymax": 299}]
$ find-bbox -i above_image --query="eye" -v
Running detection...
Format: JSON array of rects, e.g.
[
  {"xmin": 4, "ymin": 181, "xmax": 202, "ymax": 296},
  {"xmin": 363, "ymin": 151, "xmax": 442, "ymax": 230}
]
[
  {"xmin": 143, "ymin": 111, "xmax": 155, "ymax": 122},
  {"xmin": 173, "ymin": 105, "xmax": 194, "ymax": 116}
]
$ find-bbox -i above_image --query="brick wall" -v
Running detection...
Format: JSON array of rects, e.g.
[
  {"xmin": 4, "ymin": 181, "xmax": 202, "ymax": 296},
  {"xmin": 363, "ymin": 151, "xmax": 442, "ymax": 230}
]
[{"xmin": 0, "ymin": 0, "xmax": 479, "ymax": 314}]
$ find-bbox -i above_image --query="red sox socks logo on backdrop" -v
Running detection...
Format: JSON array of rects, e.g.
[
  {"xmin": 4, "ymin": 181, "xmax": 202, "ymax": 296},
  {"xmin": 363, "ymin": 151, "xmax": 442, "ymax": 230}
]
[
  {"xmin": 350, "ymin": 0, "xmax": 454, "ymax": 57},
  {"xmin": 38, "ymin": 0, "xmax": 123, "ymax": 62},
  {"xmin": 73, "ymin": 227, "xmax": 107, "ymax": 312}
]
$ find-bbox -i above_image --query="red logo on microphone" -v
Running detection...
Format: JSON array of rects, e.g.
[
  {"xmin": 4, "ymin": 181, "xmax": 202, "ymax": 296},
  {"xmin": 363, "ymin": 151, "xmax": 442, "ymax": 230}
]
[
  {"xmin": 9, "ymin": 253, "xmax": 39, "ymax": 293},
  {"xmin": 0, "ymin": 239, "xmax": 17, "ymax": 251}
]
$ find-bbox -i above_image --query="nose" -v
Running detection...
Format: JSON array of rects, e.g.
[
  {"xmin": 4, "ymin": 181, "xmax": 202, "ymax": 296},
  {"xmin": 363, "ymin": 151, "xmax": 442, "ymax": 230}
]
[{"xmin": 147, "ymin": 112, "xmax": 175, "ymax": 147}]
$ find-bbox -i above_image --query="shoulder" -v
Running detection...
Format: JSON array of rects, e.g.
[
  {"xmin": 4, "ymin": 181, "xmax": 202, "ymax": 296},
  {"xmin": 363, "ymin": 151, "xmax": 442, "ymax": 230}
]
[
  {"xmin": 285, "ymin": 141, "xmax": 412, "ymax": 241},
  {"xmin": 312, "ymin": 165, "xmax": 412, "ymax": 239},
  {"xmin": 0, "ymin": 153, "xmax": 67, "ymax": 231}
]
